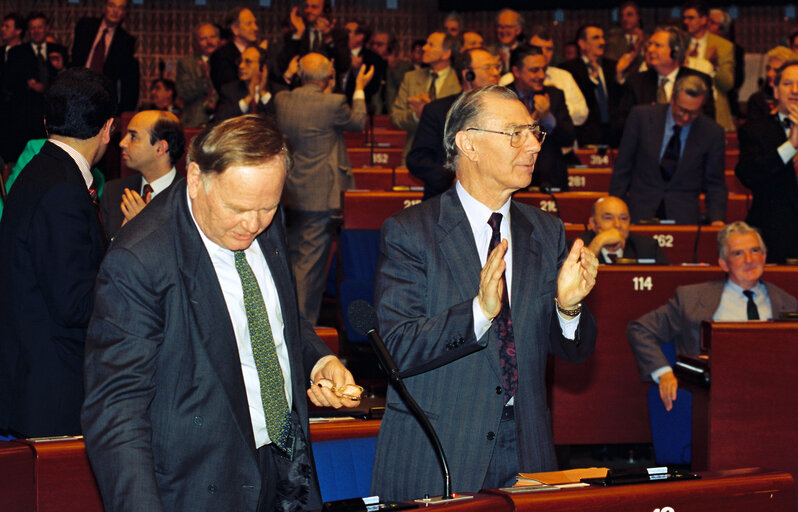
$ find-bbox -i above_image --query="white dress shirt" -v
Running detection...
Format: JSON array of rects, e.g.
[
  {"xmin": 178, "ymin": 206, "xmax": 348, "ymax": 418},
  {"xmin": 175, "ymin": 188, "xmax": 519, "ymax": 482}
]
[
  {"xmin": 142, "ymin": 167, "xmax": 176, "ymax": 198},
  {"xmin": 187, "ymin": 189, "xmax": 292, "ymax": 449}
]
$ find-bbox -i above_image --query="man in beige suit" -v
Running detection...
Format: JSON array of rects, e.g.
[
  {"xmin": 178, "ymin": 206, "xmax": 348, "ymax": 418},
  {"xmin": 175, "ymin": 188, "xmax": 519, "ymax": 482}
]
[
  {"xmin": 275, "ymin": 53, "xmax": 372, "ymax": 325},
  {"xmin": 683, "ymin": 1, "xmax": 735, "ymax": 131},
  {"xmin": 391, "ymin": 31, "xmax": 461, "ymax": 161}
]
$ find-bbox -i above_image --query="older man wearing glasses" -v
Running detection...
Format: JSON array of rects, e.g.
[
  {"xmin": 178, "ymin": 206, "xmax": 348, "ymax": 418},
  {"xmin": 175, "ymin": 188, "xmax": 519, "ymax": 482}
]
[
  {"xmin": 610, "ymin": 74, "xmax": 727, "ymax": 225},
  {"xmin": 371, "ymin": 85, "xmax": 598, "ymax": 501}
]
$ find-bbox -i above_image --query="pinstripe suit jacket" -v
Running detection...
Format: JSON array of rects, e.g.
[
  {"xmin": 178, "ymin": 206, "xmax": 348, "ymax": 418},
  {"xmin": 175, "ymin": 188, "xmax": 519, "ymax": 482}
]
[
  {"xmin": 371, "ymin": 187, "xmax": 597, "ymax": 501},
  {"xmin": 391, "ymin": 68, "xmax": 461, "ymax": 157},
  {"xmin": 275, "ymin": 84, "xmax": 365, "ymax": 211}
]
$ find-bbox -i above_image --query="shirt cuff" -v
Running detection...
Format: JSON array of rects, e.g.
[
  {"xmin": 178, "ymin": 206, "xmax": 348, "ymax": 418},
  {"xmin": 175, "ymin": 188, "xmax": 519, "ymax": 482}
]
[
  {"xmin": 310, "ymin": 355, "xmax": 338, "ymax": 385},
  {"xmin": 557, "ymin": 311, "xmax": 580, "ymax": 340},
  {"xmin": 651, "ymin": 366, "xmax": 673, "ymax": 383},
  {"xmin": 259, "ymin": 91, "xmax": 272, "ymax": 105},
  {"xmin": 238, "ymin": 98, "xmax": 249, "ymax": 113},
  {"xmin": 352, "ymin": 90, "xmax": 366, "ymax": 101},
  {"xmin": 778, "ymin": 140, "xmax": 797, "ymax": 164},
  {"xmin": 472, "ymin": 297, "xmax": 492, "ymax": 340}
]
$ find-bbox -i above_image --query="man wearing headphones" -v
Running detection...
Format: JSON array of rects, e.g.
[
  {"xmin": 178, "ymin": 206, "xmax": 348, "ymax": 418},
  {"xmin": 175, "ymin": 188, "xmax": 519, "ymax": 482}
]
[
  {"xmin": 215, "ymin": 46, "xmax": 283, "ymax": 122},
  {"xmin": 406, "ymin": 48, "xmax": 500, "ymax": 199},
  {"xmin": 617, "ymin": 26, "xmax": 714, "ymax": 127}
]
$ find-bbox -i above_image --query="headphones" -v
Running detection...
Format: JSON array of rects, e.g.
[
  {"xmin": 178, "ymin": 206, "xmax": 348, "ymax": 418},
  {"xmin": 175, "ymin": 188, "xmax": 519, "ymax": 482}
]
[{"xmin": 465, "ymin": 69, "xmax": 475, "ymax": 83}]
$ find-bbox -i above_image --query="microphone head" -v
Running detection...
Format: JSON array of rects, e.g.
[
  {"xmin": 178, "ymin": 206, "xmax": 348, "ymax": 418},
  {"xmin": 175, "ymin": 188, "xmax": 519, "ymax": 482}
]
[{"xmin": 348, "ymin": 300, "xmax": 378, "ymax": 336}]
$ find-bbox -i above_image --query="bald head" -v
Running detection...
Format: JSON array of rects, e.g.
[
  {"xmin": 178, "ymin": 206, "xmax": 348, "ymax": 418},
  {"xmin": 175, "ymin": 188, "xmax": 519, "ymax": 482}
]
[
  {"xmin": 298, "ymin": 52, "xmax": 334, "ymax": 84},
  {"xmin": 121, "ymin": 110, "xmax": 185, "ymax": 178},
  {"xmin": 589, "ymin": 197, "xmax": 630, "ymax": 238}
]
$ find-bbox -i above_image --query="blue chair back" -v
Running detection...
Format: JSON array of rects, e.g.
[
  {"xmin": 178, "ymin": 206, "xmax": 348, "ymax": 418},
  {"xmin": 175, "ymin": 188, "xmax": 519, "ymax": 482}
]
[{"xmin": 313, "ymin": 436, "xmax": 377, "ymax": 502}]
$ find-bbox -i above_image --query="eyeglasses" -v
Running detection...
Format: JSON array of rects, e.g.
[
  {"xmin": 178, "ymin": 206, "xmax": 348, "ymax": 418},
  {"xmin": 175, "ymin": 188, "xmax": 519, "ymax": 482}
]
[{"xmin": 466, "ymin": 123, "xmax": 546, "ymax": 146}]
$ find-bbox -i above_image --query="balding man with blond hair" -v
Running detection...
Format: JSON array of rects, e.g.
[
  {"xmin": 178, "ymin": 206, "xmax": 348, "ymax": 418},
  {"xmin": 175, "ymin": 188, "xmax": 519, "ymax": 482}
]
[{"xmin": 275, "ymin": 53, "xmax": 373, "ymax": 324}]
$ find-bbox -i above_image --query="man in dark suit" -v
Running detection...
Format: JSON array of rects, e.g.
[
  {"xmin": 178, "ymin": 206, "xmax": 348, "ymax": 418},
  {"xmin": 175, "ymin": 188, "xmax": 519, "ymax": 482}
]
[
  {"xmin": 577, "ymin": 196, "xmax": 670, "ymax": 264},
  {"xmin": 339, "ymin": 20, "xmax": 385, "ymax": 107},
  {"xmin": 101, "ymin": 110, "xmax": 184, "ymax": 239},
  {"xmin": 0, "ymin": 12, "xmax": 24, "ymax": 162},
  {"xmin": 509, "ymin": 45, "xmax": 575, "ymax": 191},
  {"xmin": 736, "ymin": 60, "xmax": 798, "ymax": 263},
  {"xmin": 610, "ymin": 75, "xmax": 726, "ymax": 225},
  {"xmin": 617, "ymin": 26, "xmax": 715, "ymax": 127},
  {"xmin": 371, "ymin": 86, "xmax": 598, "ymax": 501},
  {"xmin": 276, "ymin": 0, "xmax": 350, "ymax": 85},
  {"xmin": 406, "ymin": 48, "xmax": 501, "ymax": 200},
  {"xmin": 560, "ymin": 24, "xmax": 623, "ymax": 146},
  {"xmin": 628, "ymin": 221, "xmax": 796, "ymax": 411},
  {"xmin": 82, "ymin": 115, "xmax": 362, "ymax": 512},
  {"xmin": 177, "ymin": 23, "xmax": 220, "ymax": 128},
  {"xmin": 0, "ymin": 68, "xmax": 116, "ymax": 438},
  {"xmin": 215, "ymin": 47, "xmax": 282, "ymax": 123},
  {"xmin": 3, "ymin": 12, "xmax": 67, "ymax": 161},
  {"xmin": 71, "ymin": 0, "xmax": 139, "ymax": 113},
  {"xmin": 275, "ymin": 53, "xmax": 371, "ymax": 325},
  {"xmin": 210, "ymin": 7, "xmax": 259, "ymax": 94}
]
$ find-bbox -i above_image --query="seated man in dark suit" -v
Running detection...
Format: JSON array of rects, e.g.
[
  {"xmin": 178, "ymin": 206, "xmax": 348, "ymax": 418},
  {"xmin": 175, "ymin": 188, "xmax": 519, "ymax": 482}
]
[
  {"xmin": 209, "ymin": 6, "xmax": 259, "ymax": 93},
  {"xmin": 617, "ymin": 26, "xmax": 714, "ymax": 126},
  {"xmin": 628, "ymin": 221, "xmax": 797, "ymax": 411},
  {"xmin": 406, "ymin": 48, "xmax": 501, "ymax": 200},
  {"xmin": 610, "ymin": 74, "xmax": 726, "ymax": 225},
  {"xmin": 577, "ymin": 196, "xmax": 670, "ymax": 264},
  {"xmin": 215, "ymin": 46, "xmax": 283, "ymax": 123},
  {"xmin": 71, "ymin": 0, "xmax": 139, "ymax": 112},
  {"xmin": 0, "ymin": 68, "xmax": 116, "ymax": 438},
  {"xmin": 101, "ymin": 110, "xmax": 184, "ymax": 239},
  {"xmin": 508, "ymin": 45, "xmax": 575, "ymax": 191}
]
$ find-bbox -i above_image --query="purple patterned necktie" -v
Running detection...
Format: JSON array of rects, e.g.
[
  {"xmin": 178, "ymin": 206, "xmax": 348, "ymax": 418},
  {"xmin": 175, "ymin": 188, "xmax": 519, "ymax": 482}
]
[{"xmin": 488, "ymin": 212, "xmax": 518, "ymax": 403}]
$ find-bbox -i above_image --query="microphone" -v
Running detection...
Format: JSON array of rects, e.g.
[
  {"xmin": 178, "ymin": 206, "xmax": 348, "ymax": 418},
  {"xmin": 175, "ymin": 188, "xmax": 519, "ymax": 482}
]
[{"xmin": 348, "ymin": 300, "xmax": 469, "ymax": 503}]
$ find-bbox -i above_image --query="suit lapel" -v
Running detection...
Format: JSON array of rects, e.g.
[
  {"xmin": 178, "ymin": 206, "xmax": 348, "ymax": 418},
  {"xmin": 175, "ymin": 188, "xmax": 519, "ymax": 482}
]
[
  {"xmin": 173, "ymin": 185, "xmax": 258, "ymax": 457},
  {"xmin": 436, "ymin": 189, "xmax": 481, "ymax": 303},
  {"xmin": 509, "ymin": 203, "xmax": 542, "ymax": 357}
]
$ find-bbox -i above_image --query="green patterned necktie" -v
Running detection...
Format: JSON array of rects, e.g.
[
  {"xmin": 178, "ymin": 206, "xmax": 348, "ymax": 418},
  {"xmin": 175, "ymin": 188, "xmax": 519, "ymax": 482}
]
[{"xmin": 234, "ymin": 250, "xmax": 291, "ymax": 451}]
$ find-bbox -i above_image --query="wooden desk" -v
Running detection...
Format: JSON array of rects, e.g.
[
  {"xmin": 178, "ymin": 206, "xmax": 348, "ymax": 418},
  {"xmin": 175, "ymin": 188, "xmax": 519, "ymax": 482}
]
[
  {"xmin": 564, "ymin": 224, "xmax": 723, "ymax": 265},
  {"xmin": 348, "ymin": 147, "xmax": 403, "ymax": 168},
  {"xmin": 566, "ymin": 168, "xmax": 612, "ymax": 191},
  {"xmin": 689, "ymin": 323, "xmax": 798, "ymax": 495},
  {"xmin": 345, "ymin": 129, "xmax": 406, "ymax": 149},
  {"xmin": 574, "ymin": 148, "xmax": 616, "ymax": 167},
  {"xmin": 485, "ymin": 468, "xmax": 794, "ymax": 512},
  {"xmin": 352, "ymin": 167, "xmax": 423, "ymax": 190}
]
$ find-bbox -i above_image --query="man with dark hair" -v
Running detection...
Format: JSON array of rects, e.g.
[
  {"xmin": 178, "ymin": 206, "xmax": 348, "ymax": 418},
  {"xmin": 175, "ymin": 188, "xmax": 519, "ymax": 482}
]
[
  {"xmin": 83, "ymin": 114, "xmax": 361, "ymax": 512},
  {"xmin": 215, "ymin": 46, "xmax": 282, "ymax": 122},
  {"xmin": 140, "ymin": 78, "xmax": 179, "ymax": 114},
  {"xmin": 340, "ymin": 20, "xmax": 385, "ymax": 106},
  {"xmin": 210, "ymin": 7, "xmax": 259, "ymax": 93},
  {"xmin": 372, "ymin": 85, "xmax": 598, "ymax": 501},
  {"xmin": 611, "ymin": 74, "xmax": 726, "ymax": 224},
  {"xmin": 101, "ymin": 110, "xmax": 184, "ymax": 239},
  {"xmin": 682, "ymin": 0, "xmax": 735, "ymax": 131},
  {"xmin": 0, "ymin": 68, "xmax": 116, "ymax": 438},
  {"xmin": 3, "ymin": 12, "xmax": 68, "ymax": 161},
  {"xmin": 617, "ymin": 26, "xmax": 715, "ymax": 124},
  {"xmin": 736, "ymin": 60, "xmax": 798, "ymax": 263},
  {"xmin": 71, "ymin": 0, "xmax": 140, "ymax": 112},
  {"xmin": 177, "ymin": 23, "xmax": 220, "ymax": 127},
  {"xmin": 577, "ymin": 196, "xmax": 670, "ymax": 264},
  {"xmin": 407, "ymin": 48, "xmax": 501, "ymax": 199},
  {"xmin": 528, "ymin": 25, "xmax": 588, "ymax": 127},
  {"xmin": 369, "ymin": 29, "xmax": 411, "ymax": 115},
  {"xmin": 560, "ymin": 23, "xmax": 623, "ymax": 146},
  {"xmin": 508, "ymin": 45, "xmax": 575, "ymax": 191},
  {"xmin": 605, "ymin": 1, "xmax": 647, "ymax": 72},
  {"xmin": 275, "ymin": 53, "xmax": 372, "ymax": 325},
  {"xmin": 392, "ymin": 31, "xmax": 461, "ymax": 160},
  {"xmin": 0, "ymin": 12, "xmax": 25, "ymax": 162},
  {"xmin": 276, "ymin": 0, "xmax": 350, "ymax": 83},
  {"xmin": 628, "ymin": 221, "xmax": 796, "ymax": 411}
]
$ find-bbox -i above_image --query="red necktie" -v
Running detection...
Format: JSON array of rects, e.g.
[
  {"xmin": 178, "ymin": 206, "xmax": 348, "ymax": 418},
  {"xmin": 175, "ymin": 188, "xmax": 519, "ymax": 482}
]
[{"xmin": 89, "ymin": 29, "xmax": 108, "ymax": 73}]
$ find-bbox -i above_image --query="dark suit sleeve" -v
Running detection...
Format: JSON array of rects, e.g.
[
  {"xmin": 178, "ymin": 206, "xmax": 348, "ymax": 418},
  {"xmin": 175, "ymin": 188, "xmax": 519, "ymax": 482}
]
[
  {"xmin": 701, "ymin": 121, "xmax": 727, "ymax": 222},
  {"xmin": 609, "ymin": 105, "xmax": 643, "ymax": 198},
  {"xmin": 545, "ymin": 88, "xmax": 575, "ymax": 148},
  {"xmin": 214, "ymin": 83, "xmax": 244, "ymax": 122},
  {"xmin": 374, "ymin": 215, "xmax": 487, "ymax": 375},
  {"xmin": 735, "ymin": 121, "xmax": 792, "ymax": 191},
  {"xmin": 406, "ymin": 100, "xmax": 453, "ymax": 198},
  {"xmin": 31, "ymin": 183, "xmax": 100, "ymax": 329},
  {"xmin": 627, "ymin": 293, "xmax": 683, "ymax": 381},
  {"xmin": 82, "ymin": 247, "xmax": 167, "ymax": 512}
]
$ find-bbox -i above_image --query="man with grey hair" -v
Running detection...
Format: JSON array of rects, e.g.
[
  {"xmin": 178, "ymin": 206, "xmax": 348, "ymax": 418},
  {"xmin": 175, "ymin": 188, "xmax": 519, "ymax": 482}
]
[
  {"xmin": 628, "ymin": 221, "xmax": 796, "ymax": 411},
  {"xmin": 275, "ymin": 53, "xmax": 372, "ymax": 325},
  {"xmin": 83, "ymin": 114, "xmax": 362, "ymax": 512},
  {"xmin": 611, "ymin": 74, "xmax": 727, "ymax": 224},
  {"xmin": 493, "ymin": 8, "xmax": 524, "ymax": 72},
  {"xmin": 371, "ymin": 85, "xmax": 598, "ymax": 500}
]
